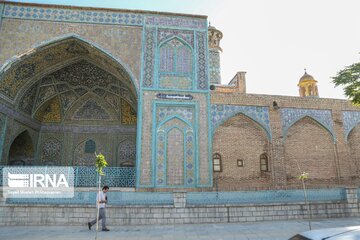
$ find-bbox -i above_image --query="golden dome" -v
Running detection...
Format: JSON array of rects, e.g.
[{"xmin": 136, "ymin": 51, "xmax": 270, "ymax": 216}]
[
  {"xmin": 299, "ymin": 71, "xmax": 317, "ymax": 84},
  {"xmin": 298, "ymin": 70, "xmax": 319, "ymax": 97}
]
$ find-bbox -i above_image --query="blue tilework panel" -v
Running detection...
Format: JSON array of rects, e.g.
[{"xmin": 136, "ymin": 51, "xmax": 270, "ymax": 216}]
[
  {"xmin": 211, "ymin": 104, "xmax": 272, "ymax": 139},
  {"xmin": 209, "ymin": 50, "xmax": 221, "ymax": 84},
  {"xmin": 6, "ymin": 191, "xmax": 173, "ymax": 205},
  {"xmin": 0, "ymin": 166, "xmax": 135, "ymax": 188},
  {"xmin": 2, "ymin": 4, "xmax": 208, "ymax": 29},
  {"xmin": 3, "ymin": 4, "xmax": 143, "ymax": 25},
  {"xmin": 158, "ymin": 35, "xmax": 194, "ymax": 90},
  {"xmin": 281, "ymin": 108, "xmax": 335, "ymax": 141},
  {"xmin": 158, "ymin": 105, "xmax": 194, "ymax": 124},
  {"xmin": 142, "ymin": 27, "xmax": 156, "ymax": 88},
  {"xmin": 187, "ymin": 188, "xmax": 346, "ymax": 205},
  {"xmin": 196, "ymin": 31, "xmax": 209, "ymax": 90},
  {"xmin": 145, "ymin": 15, "xmax": 206, "ymax": 30},
  {"xmin": 158, "ymin": 28, "xmax": 194, "ymax": 47},
  {"xmin": 342, "ymin": 111, "xmax": 360, "ymax": 141},
  {"xmin": 75, "ymin": 167, "xmax": 135, "ymax": 187},
  {"xmin": 155, "ymin": 105, "xmax": 196, "ymax": 187}
]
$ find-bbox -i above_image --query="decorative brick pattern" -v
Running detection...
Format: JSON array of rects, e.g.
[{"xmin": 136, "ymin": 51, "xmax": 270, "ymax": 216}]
[
  {"xmin": 166, "ymin": 127, "xmax": 184, "ymax": 185},
  {"xmin": 40, "ymin": 125, "xmax": 135, "ymax": 133},
  {"xmin": 118, "ymin": 139, "xmax": 136, "ymax": 166},
  {"xmin": 40, "ymin": 138, "xmax": 61, "ymax": 165},
  {"xmin": 281, "ymin": 108, "xmax": 335, "ymax": 140},
  {"xmin": 18, "ymin": 83, "xmax": 38, "ymax": 115},
  {"xmin": 0, "ymin": 22, "xmax": 142, "ymax": 89},
  {"xmin": 73, "ymin": 99, "xmax": 110, "ymax": 120},
  {"xmin": 342, "ymin": 111, "xmax": 360, "ymax": 141}
]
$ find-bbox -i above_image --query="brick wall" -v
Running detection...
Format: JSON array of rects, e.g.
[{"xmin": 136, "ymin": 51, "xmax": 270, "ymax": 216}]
[
  {"xmin": 348, "ymin": 125, "xmax": 360, "ymax": 177},
  {"xmin": 213, "ymin": 114, "xmax": 272, "ymax": 190},
  {"xmin": 211, "ymin": 92, "xmax": 360, "ymax": 190},
  {"xmin": 284, "ymin": 117, "xmax": 338, "ymax": 187}
]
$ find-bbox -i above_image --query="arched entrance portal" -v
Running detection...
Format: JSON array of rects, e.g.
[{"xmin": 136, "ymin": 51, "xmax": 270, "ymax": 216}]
[
  {"xmin": 2, "ymin": 35, "xmax": 138, "ymax": 167},
  {"xmin": 8, "ymin": 131, "xmax": 34, "ymax": 165}
]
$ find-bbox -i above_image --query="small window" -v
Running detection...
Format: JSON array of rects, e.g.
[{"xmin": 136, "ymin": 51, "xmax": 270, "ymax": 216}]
[
  {"xmin": 260, "ymin": 153, "xmax": 269, "ymax": 172},
  {"xmin": 84, "ymin": 140, "xmax": 96, "ymax": 153},
  {"xmin": 213, "ymin": 153, "xmax": 222, "ymax": 172},
  {"xmin": 237, "ymin": 159, "xmax": 244, "ymax": 167}
]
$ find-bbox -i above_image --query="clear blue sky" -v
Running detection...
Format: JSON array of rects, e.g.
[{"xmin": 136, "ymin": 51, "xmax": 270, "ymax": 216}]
[{"xmin": 5, "ymin": 0, "xmax": 360, "ymax": 99}]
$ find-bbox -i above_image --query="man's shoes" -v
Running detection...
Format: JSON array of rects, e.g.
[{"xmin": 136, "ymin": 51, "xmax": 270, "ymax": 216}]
[
  {"xmin": 102, "ymin": 228, "xmax": 110, "ymax": 231},
  {"xmin": 88, "ymin": 222, "xmax": 91, "ymax": 230}
]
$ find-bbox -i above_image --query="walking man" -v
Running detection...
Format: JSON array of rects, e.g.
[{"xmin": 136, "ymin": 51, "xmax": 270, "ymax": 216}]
[{"xmin": 88, "ymin": 186, "xmax": 110, "ymax": 231}]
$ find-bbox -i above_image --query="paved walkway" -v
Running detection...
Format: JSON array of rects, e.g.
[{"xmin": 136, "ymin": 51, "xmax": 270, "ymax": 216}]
[{"xmin": 1, "ymin": 218, "xmax": 360, "ymax": 240}]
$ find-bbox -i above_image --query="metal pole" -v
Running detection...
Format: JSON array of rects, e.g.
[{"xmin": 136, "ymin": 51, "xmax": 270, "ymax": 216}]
[{"xmin": 95, "ymin": 174, "xmax": 101, "ymax": 240}]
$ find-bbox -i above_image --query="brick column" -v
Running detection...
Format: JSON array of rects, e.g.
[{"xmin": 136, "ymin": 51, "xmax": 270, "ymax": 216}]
[
  {"xmin": 332, "ymin": 109, "xmax": 355, "ymax": 183},
  {"xmin": 269, "ymin": 106, "xmax": 287, "ymax": 187},
  {"xmin": 173, "ymin": 190, "xmax": 186, "ymax": 208},
  {"xmin": 345, "ymin": 187, "xmax": 359, "ymax": 217}
]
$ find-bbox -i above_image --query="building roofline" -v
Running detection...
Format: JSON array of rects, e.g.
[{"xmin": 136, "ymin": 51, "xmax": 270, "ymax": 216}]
[{"xmin": 1, "ymin": 1, "xmax": 208, "ymax": 19}]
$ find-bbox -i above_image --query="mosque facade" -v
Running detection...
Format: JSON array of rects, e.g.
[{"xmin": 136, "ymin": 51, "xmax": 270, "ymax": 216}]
[{"xmin": 0, "ymin": 1, "xmax": 359, "ymax": 191}]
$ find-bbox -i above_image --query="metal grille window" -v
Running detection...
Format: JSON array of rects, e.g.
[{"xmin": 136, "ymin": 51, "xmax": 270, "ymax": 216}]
[
  {"xmin": 260, "ymin": 153, "xmax": 269, "ymax": 172},
  {"xmin": 84, "ymin": 140, "xmax": 96, "ymax": 153},
  {"xmin": 213, "ymin": 153, "xmax": 222, "ymax": 172}
]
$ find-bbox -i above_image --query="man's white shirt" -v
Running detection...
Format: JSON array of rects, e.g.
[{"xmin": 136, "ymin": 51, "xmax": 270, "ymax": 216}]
[{"xmin": 96, "ymin": 191, "xmax": 107, "ymax": 209}]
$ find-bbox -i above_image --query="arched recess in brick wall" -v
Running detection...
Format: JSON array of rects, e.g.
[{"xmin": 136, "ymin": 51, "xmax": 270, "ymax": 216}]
[
  {"xmin": 8, "ymin": 130, "xmax": 34, "ymax": 165},
  {"xmin": 0, "ymin": 34, "xmax": 138, "ymax": 169},
  {"xmin": 348, "ymin": 124, "xmax": 360, "ymax": 177},
  {"xmin": 212, "ymin": 113, "xmax": 271, "ymax": 191},
  {"xmin": 284, "ymin": 116, "xmax": 337, "ymax": 187}
]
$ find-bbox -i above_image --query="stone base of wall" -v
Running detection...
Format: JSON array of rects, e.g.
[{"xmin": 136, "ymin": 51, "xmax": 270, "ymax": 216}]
[
  {"xmin": 1, "ymin": 188, "xmax": 358, "ymax": 226},
  {"xmin": 0, "ymin": 201, "xmax": 358, "ymax": 226}
]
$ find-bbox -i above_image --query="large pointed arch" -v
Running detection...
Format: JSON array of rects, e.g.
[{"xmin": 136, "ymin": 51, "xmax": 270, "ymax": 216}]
[
  {"xmin": 212, "ymin": 112, "xmax": 272, "ymax": 190},
  {"xmin": 284, "ymin": 116, "xmax": 337, "ymax": 186},
  {"xmin": 280, "ymin": 108, "xmax": 335, "ymax": 142},
  {"xmin": 8, "ymin": 130, "xmax": 35, "ymax": 165},
  {"xmin": 211, "ymin": 104, "xmax": 272, "ymax": 141},
  {"xmin": 0, "ymin": 34, "xmax": 138, "ymax": 104},
  {"xmin": 283, "ymin": 115, "xmax": 335, "ymax": 141}
]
